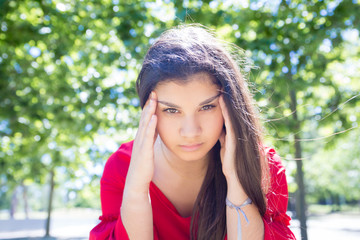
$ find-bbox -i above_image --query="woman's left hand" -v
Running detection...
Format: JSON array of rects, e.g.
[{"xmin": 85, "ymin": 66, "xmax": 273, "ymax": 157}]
[{"xmin": 219, "ymin": 95, "xmax": 237, "ymax": 179}]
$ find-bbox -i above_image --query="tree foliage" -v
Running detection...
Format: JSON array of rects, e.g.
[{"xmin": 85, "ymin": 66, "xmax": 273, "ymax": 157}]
[{"xmin": 0, "ymin": 0, "xmax": 359, "ymax": 237}]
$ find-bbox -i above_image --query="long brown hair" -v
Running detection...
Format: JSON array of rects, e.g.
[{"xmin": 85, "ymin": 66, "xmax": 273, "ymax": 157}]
[{"xmin": 136, "ymin": 24, "xmax": 268, "ymax": 240}]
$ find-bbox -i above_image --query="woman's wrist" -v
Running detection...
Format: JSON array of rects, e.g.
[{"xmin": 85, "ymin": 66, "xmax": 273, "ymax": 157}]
[
  {"xmin": 123, "ymin": 170, "xmax": 152, "ymax": 194},
  {"xmin": 123, "ymin": 180, "xmax": 150, "ymax": 199},
  {"xmin": 121, "ymin": 183, "xmax": 152, "ymax": 218},
  {"xmin": 226, "ymin": 174, "xmax": 249, "ymax": 205},
  {"xmin": 121, "ymin": 181, "xmax": 154, "ymax": 240}
]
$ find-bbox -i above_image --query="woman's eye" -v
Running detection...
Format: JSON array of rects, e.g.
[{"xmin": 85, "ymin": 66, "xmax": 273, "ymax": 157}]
[
  {"xmin": 201, "ymin": 105, "xmax": 215, "ymax": 111},
  {"xmin": 164, "ymin": 108, "xmax": 178, "ymax": 114}
]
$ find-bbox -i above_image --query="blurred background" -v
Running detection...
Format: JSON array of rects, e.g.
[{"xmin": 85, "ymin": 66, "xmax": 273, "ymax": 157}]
[{"xmin": 0, "ymin": 0, "xmax": 359, "ymax": 239}]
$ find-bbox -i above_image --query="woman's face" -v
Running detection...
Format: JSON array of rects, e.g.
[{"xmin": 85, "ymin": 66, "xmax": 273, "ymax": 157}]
[{"xmin": 154, "ymin": 72, "xmax": 224, "ymax": 162}]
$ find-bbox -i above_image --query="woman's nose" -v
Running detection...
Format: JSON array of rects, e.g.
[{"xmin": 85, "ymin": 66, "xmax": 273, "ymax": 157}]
[{"xmin": 179, "ymin": 115, "xmax": 201, "ymax": 138}]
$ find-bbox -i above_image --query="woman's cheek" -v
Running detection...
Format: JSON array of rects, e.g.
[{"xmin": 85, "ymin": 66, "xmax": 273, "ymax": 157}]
[
  {"xmin": 155, "ymin": 114, "xmax": 165, "ymax": 136},
  {"xmin": 212, "ymin": 111, "xmax": 224, "ymax": 138},
  {"xmin": 209, "ymin": 110, "xmax": 224, "ymax": 129},
  {"xmin": 156, "ymin": 115, "xmax": 175, "ymax": 141}
]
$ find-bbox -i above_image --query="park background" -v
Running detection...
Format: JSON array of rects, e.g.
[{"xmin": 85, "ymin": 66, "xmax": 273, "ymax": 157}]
[{"xmin": 0, "ymin": 0, "xmax": 359, "ymax": 239}]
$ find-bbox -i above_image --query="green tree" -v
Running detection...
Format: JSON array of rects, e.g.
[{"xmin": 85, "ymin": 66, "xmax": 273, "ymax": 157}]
[
  {"xmin": 173, "ymin": 0, "xmax": 359, "ymax": 239},
  {"xmin": 226, "ymin": 1, "xmax": 360, "ymax": 239},
  {"xmin": 1, "ymin": 0, "xmax": 359, "ymax": 238},
  {"xmin": 0, "ymin": 0, "xmax": 142, "ymax": 235}
]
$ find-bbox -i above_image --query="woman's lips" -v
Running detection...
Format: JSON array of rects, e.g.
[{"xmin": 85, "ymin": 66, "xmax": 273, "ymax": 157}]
[{"xmin": 179, "ymin": 143, "xmax": 203, "ymax": 152}]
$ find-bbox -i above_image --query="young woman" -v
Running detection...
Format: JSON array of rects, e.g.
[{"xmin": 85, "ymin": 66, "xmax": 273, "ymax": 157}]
[{"xmin": 90, "ymin": 25, "xmax": 296, "ymax": 240}]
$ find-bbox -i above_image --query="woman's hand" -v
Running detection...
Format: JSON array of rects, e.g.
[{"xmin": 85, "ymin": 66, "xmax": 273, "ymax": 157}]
[
  {"xmin": 121, "ymin": 92, "xmax": 157, "ymax": 240},
  {"xmin": 219, "ymin": 96, "xmax": 237, "ymax": 178},
  {"xmin": 220, "ymin": 98, "xmax": 264, "ymax": 240},
  {"xmin": 125, "ymin": 91, "xmax": 158, "ymax": 193},
  {"xmin": 218, "ymin": 95, "xmax": 237, "ymax": 179}
]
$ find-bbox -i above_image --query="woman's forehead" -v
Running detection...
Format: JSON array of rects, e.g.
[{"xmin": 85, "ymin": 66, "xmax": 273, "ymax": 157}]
[
  {"xmin": 155, "ymin": 72, "xmax": 217, "ymax": 89},
  {"xmin": 155, "ymin": 73, "xmax": 220, "ymax": 106}
]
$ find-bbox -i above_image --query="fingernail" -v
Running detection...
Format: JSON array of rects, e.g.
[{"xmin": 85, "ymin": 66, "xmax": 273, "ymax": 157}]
[{"xmin": 151, "ymin": 92, "xmax": 155, "ymax": 99}]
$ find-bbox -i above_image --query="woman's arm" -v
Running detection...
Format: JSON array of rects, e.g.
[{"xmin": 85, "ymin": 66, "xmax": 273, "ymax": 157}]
[
  {"xmin": 121, "ymin": 92, "xmax": 158, "ymax": 240},
  {"xmin": 121, "ymin": 184, "xmax": 153, "ymax": 239},
  {"xmin": 219, "ymin": 96, "xmax": 264, "ymax": 240},
  {"xmin": 226, "ymin": 174, "xmax": 264, "ymax": 240}
]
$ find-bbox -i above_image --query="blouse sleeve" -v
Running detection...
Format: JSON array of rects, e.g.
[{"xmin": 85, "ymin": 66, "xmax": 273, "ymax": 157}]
[
  {"xmin": 263, "ymin": 148, "xmax": 296, "ymax": 240},
  {"xmin": 89, "ymin": 143, "xmax": 159, "ymax": 240},
  {"xmin": 89, "ymin": 150, "xmax": 131, "ymax": 240}
]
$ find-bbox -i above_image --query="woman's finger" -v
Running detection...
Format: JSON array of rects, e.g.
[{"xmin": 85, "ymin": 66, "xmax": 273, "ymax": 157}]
[
  {"xmin": 219, "ymin": 95, "xmax": 236, "ymax": 149},
  {"xmin": 137, "ymin": 92, "xmax": 157, "ymax": 139},
  {"xmin": 144, "ymin": 114, "xmax": 158, "ymax": 150},
  {"xmin": 138, "ymin": 92, "xmax": 155, "ymax": 129},
  {"xmin": 219, "ymin": 96, "xmax": 233, "ymax": 135}
]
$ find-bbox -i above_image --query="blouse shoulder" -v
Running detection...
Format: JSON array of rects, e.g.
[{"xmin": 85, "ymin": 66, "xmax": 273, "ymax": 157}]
[
  {"xmin": 90, "ymin": 141, "xmax": 134, "ymax": 240},
  {"xmin": 264, "ymin": 146, "xmax": 288, "ymax": 193},
  {"xmin": 109, "ymin": 140, "xmax": 134, "ymax": 164},
  {"xmin": 101, "ymin": 140, "xmax": 134, "ymax": 184},
  {"xmin": 264, "ymin": 147, "xmax": 287, "ymax": 179},
  {"xmin": 263, "ymin": 147, "xmax": 295, "ymax": 238}
]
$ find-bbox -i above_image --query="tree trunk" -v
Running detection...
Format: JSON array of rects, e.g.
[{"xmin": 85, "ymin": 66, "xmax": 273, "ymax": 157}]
[
  {"xmin": 45, "ymin": 169, "xmax": 55, "ymax": 237},
  {"xmin": 294, "ymin": 137, "xmax": 308, "ymax": 239},
  {"xmin": 290, "ymin": 89, "xmax": 308, "ymax": 240},
  {"xmin": 22, "ymin": 183, "xmax": 29, "ymax": 219},
  {"xmin": 10, "ymin": 186, "xmax": 18, "ymax": 219}
]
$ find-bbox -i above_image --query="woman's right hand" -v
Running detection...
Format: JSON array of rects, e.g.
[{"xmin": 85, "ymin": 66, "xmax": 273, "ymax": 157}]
[
  {"xmin": 125, "ymin": 91, "xmax": 158, "ymax": 194},
  {"xmin": 121, "ymin": 91, "xmax": 157, "ymax": 240}
]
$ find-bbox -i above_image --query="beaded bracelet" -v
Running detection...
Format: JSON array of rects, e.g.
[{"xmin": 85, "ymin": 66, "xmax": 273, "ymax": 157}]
[{"xmin": 226, "ymin": 197, "xmax": 252, "ymax": 240}]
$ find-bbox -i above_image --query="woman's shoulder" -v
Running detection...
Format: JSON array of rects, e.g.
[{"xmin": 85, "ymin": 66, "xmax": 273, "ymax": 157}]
[
  {"xmin": 116, "ymin": 140, "xmax": 134, "ymax": 160},
  {"xmin": 264, "ymin": 147, "xmax": 288, "ymax": 198},
  {"xmin": 263, "ymin": 147, "xmax": 293, "ymax": 229},
  {"xmin": 102, "ymin": 140, "xmax": 134, "ymax": 181},
  {"xmin": 263, "ymin": 146, "xmax": 289, "ymax": 204},
  {"xmin": 264, "ymin": 147, "xmax": 286, "ymax": 175}
]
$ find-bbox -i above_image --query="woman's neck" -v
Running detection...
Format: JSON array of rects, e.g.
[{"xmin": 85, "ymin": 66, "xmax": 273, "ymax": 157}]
[{"xmin": 151, "ymin": 137, "xmax": 209, "ymax": 217}]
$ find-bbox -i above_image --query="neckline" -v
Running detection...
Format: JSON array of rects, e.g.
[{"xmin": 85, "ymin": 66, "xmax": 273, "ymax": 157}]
[{"xmin": 150, "ymin": 181, "xmax": 192, "ymax": 220}]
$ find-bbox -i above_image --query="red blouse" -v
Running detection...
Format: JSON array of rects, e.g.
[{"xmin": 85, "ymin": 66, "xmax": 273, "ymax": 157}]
[{"xmin": 90, "ymin": 141, "xmax": 296, "ymax": 239}]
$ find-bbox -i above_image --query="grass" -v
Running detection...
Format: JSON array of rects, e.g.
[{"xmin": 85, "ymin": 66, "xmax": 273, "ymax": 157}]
[{"xmin": 308, "ymin": 203, "xmax": 360, "ymax": 216}]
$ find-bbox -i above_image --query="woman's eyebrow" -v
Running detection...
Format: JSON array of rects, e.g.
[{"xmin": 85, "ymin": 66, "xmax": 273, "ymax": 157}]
[
  {"xmin": 157, "ymin": 100, "xmax": 180, "ymax": 108},
  {"xmin": 157, "ymin": 93, "xmax": 221, "ymax": 108},
  {"xmin": 199, "ymin": 93, "xmax": 221, "ymax": 105}
]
